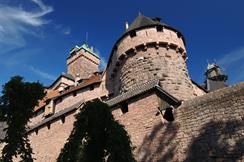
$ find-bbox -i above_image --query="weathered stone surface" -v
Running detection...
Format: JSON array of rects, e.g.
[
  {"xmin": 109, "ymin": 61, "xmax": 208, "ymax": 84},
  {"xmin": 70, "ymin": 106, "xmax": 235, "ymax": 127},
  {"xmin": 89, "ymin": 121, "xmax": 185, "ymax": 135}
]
[
  {"xmin": 105, "ymin": 26, "xmax": 205, "ymax": 100},
  {"xmin": 26, "ymin": 82, "xmax": 244, "ymax": 162},
  {"xmin": 67, "ymin": 49, "xmax": 100, "ymax": 79}
]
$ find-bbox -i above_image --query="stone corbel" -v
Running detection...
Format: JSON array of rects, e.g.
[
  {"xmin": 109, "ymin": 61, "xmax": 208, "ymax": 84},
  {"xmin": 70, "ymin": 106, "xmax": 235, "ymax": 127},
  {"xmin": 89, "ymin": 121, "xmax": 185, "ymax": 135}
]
[
  {"xmin": 155, "ymin": 41, "xmax": 159, "ymax": 49},
  {"xmin": 166, "ymin": 43, "xmax": 170, "ymax": 50},
  {"xmin": 133, "ymin": 47, "xmax": 137, "ymax": 54},
  {"xmin": 176, "ymin": 47, "xmax": 180, "ymax": 53},
  {"xmin": 143, "ymin": 43, "xmax": 147, "ymax": 50}
]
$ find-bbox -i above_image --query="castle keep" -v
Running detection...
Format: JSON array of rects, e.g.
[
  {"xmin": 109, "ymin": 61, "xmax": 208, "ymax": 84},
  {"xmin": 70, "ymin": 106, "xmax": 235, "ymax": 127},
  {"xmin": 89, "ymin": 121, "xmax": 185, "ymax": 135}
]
[{"xmin": 4, "ymin": 15, "xmax": 243, "ymax": 162}]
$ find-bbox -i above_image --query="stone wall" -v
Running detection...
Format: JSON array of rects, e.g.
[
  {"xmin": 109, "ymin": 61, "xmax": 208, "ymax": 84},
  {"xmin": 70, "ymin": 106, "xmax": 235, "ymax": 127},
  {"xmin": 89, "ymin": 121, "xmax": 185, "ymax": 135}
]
[
  {"xmin": 125, "ymin": 82, "xmax": 244, "ymax": 162},
  {"xmin": 29, "ymin": 83, "xmax": 106, "ymax": 126},
  {"xmin": 112, "ymin": 92, "xmax": 160, "ymax": 150},
  {"xmin": 112, "ymin": 91, "xmax": 181, "ymax": 162},
  {"xmin": 67, "ymin": 50, "xmax": 100, "ymax": 79},
  {"xmin": 25, "ymin": 81, "xmax": 244, "ymax": 162},
  {"xmin": 118, "ymin": 46, "xmax": 197, "ymax": 100},
  {"xmin": 29, "ymin": 111, "xmax": 77, "ymax": 162},
  {"xmin": 175, "ymin": 82, "xmax": 244, "ymax": 162}
]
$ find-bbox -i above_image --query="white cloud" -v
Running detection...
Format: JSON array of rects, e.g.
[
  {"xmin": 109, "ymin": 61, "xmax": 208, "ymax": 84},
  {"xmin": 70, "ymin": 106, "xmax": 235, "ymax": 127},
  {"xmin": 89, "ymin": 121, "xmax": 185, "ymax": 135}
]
[
  {"xmin": 24, "ymin": 64, "xmax": 56, "ymax": 81},
  {"xmin": 2, "ymin": 49, "xmax": 38, "ymax": 67},
  {"xmin": 100, "ymin": 56, "xmax": 107, "ymax": 70},
  {"xmin": 94, "ymin": 48, "xmax": 107, "ymax": 70},
  {"xmin": 63, "ymin": 28, "xmax": 71, "ymax": 35},
  {"xmin": 0, "ymin": 0, "xmax": 53, "ymax": 54},
  {"xmin": 54, "ymin": 24, "xmax": 71, "ymax": 35},
  {"xmin": 217, "ymin": 46, "xmax": 244, "ymax": 83}
]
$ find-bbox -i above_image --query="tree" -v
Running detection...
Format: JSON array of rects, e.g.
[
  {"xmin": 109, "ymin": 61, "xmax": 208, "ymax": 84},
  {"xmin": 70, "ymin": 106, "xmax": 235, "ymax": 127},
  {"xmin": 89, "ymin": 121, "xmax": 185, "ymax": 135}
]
[
  {"xmin": 0, "ymin": 76, "xmax": 45, "ymax": 162},
  {"xmin": 57, "ymin": 100, "xmax": 136, "ymax": 162}
]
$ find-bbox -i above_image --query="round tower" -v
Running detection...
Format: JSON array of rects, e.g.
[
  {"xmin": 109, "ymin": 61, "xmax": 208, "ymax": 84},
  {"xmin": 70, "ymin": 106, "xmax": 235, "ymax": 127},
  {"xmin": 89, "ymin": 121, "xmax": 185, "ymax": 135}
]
[{"xmin": 106, "ymin": 15, "xmax": 201, "ymax": 100}]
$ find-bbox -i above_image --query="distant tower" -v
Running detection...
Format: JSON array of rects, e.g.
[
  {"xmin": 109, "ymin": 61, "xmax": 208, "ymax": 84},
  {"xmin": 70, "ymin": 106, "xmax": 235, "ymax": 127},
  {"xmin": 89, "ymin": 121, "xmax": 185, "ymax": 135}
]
[
  {"xmin": 67, "ymin": 44, "xmax": 100, "ymax": 79},
  {"xmin": 106, "ymin": 15, "xmax": 203, "ymax": 100},
  {"xmin": 204, "ymin": 63, "xmax": 228, "ymax": 92}
]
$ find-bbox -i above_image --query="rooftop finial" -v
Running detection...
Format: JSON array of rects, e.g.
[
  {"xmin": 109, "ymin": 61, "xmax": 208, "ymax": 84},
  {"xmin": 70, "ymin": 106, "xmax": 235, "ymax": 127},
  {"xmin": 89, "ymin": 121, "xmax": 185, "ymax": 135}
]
[
  {"xmin": 85, "ymin": 32, "xmax": 88, "ymax": 45},
  {"xmin": 138, "ymin": 11, "xmax": 142, "ymax": 16}
]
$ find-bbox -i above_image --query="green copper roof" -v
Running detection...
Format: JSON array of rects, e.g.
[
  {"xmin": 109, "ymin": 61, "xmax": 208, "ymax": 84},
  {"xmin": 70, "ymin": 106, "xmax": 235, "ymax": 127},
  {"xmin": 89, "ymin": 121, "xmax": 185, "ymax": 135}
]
[
  {"xmin": 69, "ymin": 44, "xmax": 100, "ymax": 59},
  {"xmin": 69, "ymin": 45, "xmax": 81, "ymax": 54},
  {"xmin": 80, "ymin": 44, "xmax": 100, "ymax": 58}
]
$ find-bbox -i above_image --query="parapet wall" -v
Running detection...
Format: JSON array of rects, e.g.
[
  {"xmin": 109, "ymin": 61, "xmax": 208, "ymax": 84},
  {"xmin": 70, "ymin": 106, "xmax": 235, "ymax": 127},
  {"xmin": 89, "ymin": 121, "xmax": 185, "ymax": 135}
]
[
  {"xmin": 131, "ymin": 82, "xmax": 244, "ymax": 162},
  {"xmin": 26, "ymin": 82, "xmax": 243, "ymax": 162},
  {"xmin": 175, "ymin": 82, "xmax": 244, "ymax": 161}
]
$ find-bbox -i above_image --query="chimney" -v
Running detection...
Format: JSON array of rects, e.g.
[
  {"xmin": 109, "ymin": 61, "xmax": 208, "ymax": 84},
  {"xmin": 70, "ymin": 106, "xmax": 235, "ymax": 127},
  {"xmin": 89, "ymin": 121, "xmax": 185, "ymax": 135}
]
[{"xmin": 153, "ymin": 17, "xmax": 161, "ymax": 22}]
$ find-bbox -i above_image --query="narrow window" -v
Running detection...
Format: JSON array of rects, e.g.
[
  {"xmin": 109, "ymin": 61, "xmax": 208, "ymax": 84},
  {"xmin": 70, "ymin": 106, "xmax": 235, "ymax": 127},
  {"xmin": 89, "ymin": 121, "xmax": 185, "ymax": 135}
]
[
  {"xmin": 121, "ymin": 103, "xmax": 128, "ymax": 114},
  {"xmin": 163, "ymin": 107, "xmax": 174, "ymax": 121},
  {"xmin": 61, "ymin": 116, "xmax": 65, "ymax": 124},
  {"xmin": 35, "ymin": 129, "xmax": 38, "ymax": 135},
  {"xmin": 73, "ymin": 91, "xmax": 77, "ymax": 97},
  {"xmin": 156, "ymin": 26, "xmax": 163, "ymax": 32},
  {"xmin": 47, "ymin": 123, "xmax": 51, "ymax": 130},
  {"xmin": 129, "ymin": 31, "xmax": 136, "ymax": 38}
]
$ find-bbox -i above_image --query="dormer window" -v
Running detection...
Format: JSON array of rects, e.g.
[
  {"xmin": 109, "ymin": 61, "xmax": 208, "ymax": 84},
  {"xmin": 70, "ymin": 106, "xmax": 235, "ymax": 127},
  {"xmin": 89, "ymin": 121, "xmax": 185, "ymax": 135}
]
[
  {"xmin": 129, "ymin": 31, "xmax": 136, "ymax": 38},
  {"xmin": 177, "ymin": 32, "xmax": 181, "ymax": 38},
  {"xmin": 156, "ymin": 26, "xmax": 163, "ymax": 32}
]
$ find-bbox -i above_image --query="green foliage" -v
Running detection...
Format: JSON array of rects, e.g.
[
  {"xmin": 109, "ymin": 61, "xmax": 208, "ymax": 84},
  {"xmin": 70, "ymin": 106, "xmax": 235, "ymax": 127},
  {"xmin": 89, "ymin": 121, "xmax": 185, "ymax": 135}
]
[
  {"xmin": 57, "ymin": 100, "xmax": 136, "ymax": 162},
  {"xmin": 0, "ymin": 76, "xmax": 45, "ymax": 162}
]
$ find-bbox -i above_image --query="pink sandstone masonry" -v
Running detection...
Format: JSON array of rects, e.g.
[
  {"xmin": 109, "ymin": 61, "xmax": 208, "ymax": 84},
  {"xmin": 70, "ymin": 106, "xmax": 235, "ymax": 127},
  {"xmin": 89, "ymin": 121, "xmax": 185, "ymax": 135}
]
[
  {"xmin": 29, "ymin": 111, "xmax": 76, "ymax": 162},
  {"xmin": 106, "ymin": 27, "xmax": 204, "ymax": 100},
  {"xmin": 67, "ymin": 49, "xmax": 100, "ymax": 79},
  {"xmin": 12, "ymin": 15, "xmax": 242, "ymax": 162},
  {"xmin": 27, "ymin": 82, "xmax": 244, "ymax": 162}
]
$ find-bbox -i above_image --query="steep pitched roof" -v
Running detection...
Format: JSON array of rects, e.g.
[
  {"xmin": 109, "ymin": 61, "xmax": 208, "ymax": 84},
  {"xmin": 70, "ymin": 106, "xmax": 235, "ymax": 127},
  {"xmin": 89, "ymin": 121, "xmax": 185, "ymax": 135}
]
[
  {"xmin": 80, "ymin": 44, "xmax": 100, "ymax": 59},
  {"xmin": 55, "ymin": 74, "xmax": 101, "ymax": 99},
  {"xmin": 126, "ymin": 15, "xmax": 167, "ymax": 33},
  {"xmin": 106, "ymin": 14, "xmax": 186, "ymax": 69},
  {"xmin": 34, "ymin": 74, "xmax": 101, "ymax": 112},
  {"xmin": 106, "ymin": 79, "xmax": 180, "ymax": 107},
  {"xmin": 61, "ymin": 73, "xmax": 75, "ymax": 81},
  {"xmin": 68, "ymin": 44, "xmax": 100, "ymax": 59},
  {"xmin": 48, "ymin": 73, "xmax": 75, "ymax": 89},
  {"xmin": 29, "ymin": 100, "xmax": 84, "ymax": 132},
  {"xmin": 34, "ymin": 90, "xmax": 60, "ymax": 111}
]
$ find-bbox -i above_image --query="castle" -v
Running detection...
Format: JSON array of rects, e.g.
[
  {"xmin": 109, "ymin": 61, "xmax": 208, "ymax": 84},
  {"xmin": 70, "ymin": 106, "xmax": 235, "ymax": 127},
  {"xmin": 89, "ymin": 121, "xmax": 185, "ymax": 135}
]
[{"xmin": 3, "ymin": 15, "xmax": 244, "ymax": 162}]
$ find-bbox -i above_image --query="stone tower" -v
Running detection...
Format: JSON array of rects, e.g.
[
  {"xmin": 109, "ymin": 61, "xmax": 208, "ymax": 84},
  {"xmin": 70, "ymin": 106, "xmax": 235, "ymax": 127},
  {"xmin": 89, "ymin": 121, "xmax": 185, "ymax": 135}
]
[
  {"xmin": 106, "ymin": 15, "xmax": 202, "ymax": 100},
  {"xmin": 204, "ymin": 63, "xmax": 228, "ymax": 91},
  {"xmin": 67, "ymin": 44, "xmax": 100, "ymax": 79}
]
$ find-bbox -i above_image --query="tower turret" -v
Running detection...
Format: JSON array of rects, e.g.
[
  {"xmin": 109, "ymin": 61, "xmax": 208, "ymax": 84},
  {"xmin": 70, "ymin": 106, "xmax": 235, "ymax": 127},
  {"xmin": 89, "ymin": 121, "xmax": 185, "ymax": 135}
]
[
  {"xmin": 67, "ymin": 44, "xmax": 100, "ymax": 79},
  {"xmin": 105, "ymin": 15, "xmax": 204, "ymax": 100},
  {"xmin": 204, "ymin": 63, "xmax": 228, "ymax": 92}
]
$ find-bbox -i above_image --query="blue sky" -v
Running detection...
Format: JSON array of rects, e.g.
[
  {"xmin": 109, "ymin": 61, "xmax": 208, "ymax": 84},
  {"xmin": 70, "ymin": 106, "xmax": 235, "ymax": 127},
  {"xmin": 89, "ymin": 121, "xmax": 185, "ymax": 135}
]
[{"xmin": 0, "ymin": 0, "xmax": 244, "ymax": 89}]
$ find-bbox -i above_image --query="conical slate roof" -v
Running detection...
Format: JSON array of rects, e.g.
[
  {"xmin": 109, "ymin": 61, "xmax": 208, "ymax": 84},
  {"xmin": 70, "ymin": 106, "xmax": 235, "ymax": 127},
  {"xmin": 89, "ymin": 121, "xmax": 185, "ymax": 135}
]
[
  {"xmin": 106, "ymin": 14, "xmax": 186, "ymax": 68},
  {"xmin": 125, "ymin": 15, "xmax": 167, "ymax": 33}
]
